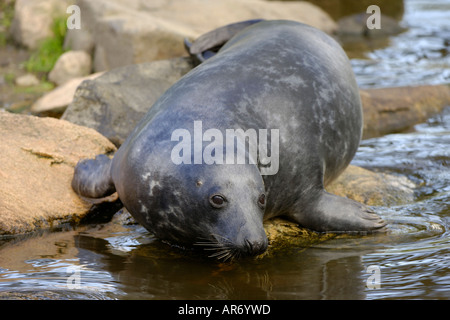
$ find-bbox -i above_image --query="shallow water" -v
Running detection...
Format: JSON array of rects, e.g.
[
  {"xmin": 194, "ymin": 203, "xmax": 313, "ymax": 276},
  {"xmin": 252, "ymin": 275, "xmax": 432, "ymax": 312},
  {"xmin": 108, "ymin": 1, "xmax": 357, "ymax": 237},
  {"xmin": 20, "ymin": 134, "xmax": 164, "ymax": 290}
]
[
  {"xmin": 350, "ymin": 0, "xmax": 450, "ymax": 88},
  {"xmin": 0, "ymin": 0, "xmax": 449, "ymax": 300}
]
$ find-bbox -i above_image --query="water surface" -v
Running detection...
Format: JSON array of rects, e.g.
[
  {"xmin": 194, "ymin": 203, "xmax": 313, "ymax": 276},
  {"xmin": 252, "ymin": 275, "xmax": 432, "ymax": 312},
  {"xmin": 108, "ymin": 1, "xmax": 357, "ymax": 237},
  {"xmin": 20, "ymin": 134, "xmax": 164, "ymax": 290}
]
[{"xmin": 351, "ymin": 0, "xmax": 450, "ymax": 88}]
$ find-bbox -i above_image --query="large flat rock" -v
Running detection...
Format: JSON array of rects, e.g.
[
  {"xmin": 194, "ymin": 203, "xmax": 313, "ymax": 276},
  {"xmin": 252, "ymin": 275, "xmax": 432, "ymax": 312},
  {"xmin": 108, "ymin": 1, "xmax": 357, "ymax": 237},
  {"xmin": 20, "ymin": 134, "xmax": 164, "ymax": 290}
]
[
  {"xmin": 360, "ymin": 85, "xmax": 450, "ymax": 139},
  {"xmin": 0, "ymin": 111, "xmax": 116, "ymax": 236}
]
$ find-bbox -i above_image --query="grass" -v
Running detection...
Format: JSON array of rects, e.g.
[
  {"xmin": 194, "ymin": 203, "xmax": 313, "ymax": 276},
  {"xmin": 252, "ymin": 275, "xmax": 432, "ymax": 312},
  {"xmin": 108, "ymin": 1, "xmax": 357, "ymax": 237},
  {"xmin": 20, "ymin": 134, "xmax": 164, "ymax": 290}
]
[
  {"xmin": 0, "ymin": 1, "xmax": 67, "ymax": 75},
  {"xmin": 0, "ymin": 0, "xmax": 16, "ymax": 47},
  {"xmin": 3, "ymin": 72, "xmax": 15, "ymax": 84},
  {"xmin": 13, "ymin": 81, "xmax": 54, "ymax": 94},
  {"xmin": 24, "ymin": 16, "xmax": 67, "ymax": 74}
]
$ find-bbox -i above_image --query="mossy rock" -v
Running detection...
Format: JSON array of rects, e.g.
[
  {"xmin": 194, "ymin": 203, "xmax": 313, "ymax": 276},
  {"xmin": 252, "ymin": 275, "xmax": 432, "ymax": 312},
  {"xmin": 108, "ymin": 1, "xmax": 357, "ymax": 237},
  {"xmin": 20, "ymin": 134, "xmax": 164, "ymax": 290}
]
[
  {"xmin": 327, "ymin": 165, "xmax": 415, "ymax": 206},
  {"xmin": 261, "ymin": 218, "xmax": 336, "ymax": 257}
]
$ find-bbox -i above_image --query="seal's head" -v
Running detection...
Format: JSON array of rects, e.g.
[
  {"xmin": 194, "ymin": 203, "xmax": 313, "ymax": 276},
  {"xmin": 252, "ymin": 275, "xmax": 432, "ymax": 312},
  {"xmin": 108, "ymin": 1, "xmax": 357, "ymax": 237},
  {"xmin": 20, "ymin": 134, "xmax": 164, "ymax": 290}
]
[{"xmin": 125, "ymin": 159, "xmax": 268, "ymax": 261}]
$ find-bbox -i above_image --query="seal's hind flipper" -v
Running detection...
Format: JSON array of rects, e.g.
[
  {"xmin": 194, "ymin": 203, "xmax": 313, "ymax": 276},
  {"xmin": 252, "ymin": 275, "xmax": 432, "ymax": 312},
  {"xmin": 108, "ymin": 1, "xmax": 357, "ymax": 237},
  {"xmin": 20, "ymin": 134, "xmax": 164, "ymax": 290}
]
[
  {"xmin": 184, "ymin": 38, "xmax": 214, "ymax": 65},
  {"xmin": 185, "ymin": 19, "xmax": 264, "ymax": 64},
  {"xmin": 190, "ymin": 19, "xmax": 264, "ymax": 55},
  {"xmin": 72, "ymin": 154, "xmax": 116, "ymax": 199}
]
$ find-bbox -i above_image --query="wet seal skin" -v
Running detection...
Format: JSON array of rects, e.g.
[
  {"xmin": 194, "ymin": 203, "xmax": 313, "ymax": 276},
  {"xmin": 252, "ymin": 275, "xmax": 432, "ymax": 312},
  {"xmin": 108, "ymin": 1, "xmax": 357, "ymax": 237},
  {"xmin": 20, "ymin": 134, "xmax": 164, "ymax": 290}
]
[{"xmin": 72, "ymin": 20, "xmax": 386, "ymax": 261}]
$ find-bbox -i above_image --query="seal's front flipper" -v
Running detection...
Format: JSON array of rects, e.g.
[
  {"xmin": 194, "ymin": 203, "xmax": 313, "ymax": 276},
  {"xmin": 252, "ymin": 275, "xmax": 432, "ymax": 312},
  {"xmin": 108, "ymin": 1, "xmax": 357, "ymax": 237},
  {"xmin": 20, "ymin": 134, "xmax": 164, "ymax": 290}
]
[
  {"xmin": 72, "ymin": 154, "xmax": 116, "ymax": 199},
  {"xmin": 291, "ymin": 191, "xmax": 387, "ymax": 233},
  {"xmin": 185, "ymin": 19, "xmax": 264, "ymax": 64}
]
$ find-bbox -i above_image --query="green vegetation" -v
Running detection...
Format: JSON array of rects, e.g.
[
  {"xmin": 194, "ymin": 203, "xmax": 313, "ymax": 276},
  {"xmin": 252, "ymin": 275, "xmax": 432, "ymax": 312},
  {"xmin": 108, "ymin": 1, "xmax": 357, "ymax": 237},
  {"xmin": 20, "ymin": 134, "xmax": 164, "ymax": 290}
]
[
  {"xmin": 24, "ymin": 16, "xmax": 67, "ymax": 74},
  {"xmin": 3, "ymin": 72, "xmax": 15, "ymax": 84},
  {"xmin": 0, "ymin": 0, "xmax": 16, "ymax": 46},
  {"xmin": 13, "ymin": 81, "xmax": 54, "ymax": 94}
]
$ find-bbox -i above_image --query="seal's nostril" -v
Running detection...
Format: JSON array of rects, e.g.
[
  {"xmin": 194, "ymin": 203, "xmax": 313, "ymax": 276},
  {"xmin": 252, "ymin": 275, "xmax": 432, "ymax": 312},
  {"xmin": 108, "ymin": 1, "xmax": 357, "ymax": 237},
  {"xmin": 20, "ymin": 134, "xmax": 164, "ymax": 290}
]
[
  {"xmin": 243, "ymin": 238, "xmax": 268, "ymax": 256},
  {"xmin": 245, "ymin": 239, "xmax": 253, "ymax": 252}
]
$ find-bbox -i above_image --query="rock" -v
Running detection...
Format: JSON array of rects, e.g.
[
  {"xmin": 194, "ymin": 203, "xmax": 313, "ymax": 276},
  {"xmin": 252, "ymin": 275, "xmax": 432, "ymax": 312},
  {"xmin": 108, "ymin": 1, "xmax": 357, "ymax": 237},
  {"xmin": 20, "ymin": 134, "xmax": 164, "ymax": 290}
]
[
  {"xmin": 327, "ymin": 165, "xmax": 416, "ymax": 206},
  {"xmin": 15, "ymin": 73, "xmax": 40, "ymax": 87},
  {"xmin": 62, "ymin": 57, "xmax": 194, "ymax": 146},
  {"xmin": 0, "ymin": 111, "xmax": 116, "ymax": 236},
  {"xmin": 31, "ymin": 72, "xmax": 103, "ymax": 116},
  {"xmin": 360, "ymin": 85, "xmax": 450, "ymax": 139},
  {"xmin": 63, "ymin": 25, "xmax": 95, "ymax": 54},
  {"xmin": 9, "ymin": 0, "xmax": 73, "ymax": 49},
  {"xmin": 70, "ymin": 0, "xmax": 336, "ymax": 71},
  {"xmin": 48, "ymin": 50, "xmax": 92, "ymax": 86},
  {"xmin": 337, "ymin": 12, "xmax": 405, "ymax": 38},
  {"xmin": 263, "ymin": 218, "xmax": 336, "ymax": 255}
]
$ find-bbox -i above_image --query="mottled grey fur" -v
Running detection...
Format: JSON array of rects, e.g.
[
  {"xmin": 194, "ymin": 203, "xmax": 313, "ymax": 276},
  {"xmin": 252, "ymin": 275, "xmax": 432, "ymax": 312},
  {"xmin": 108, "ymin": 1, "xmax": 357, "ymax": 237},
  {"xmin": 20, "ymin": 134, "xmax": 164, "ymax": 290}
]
[{"xmin": 72, "ymin": 20, "xmax": 386, "ymax": 259}]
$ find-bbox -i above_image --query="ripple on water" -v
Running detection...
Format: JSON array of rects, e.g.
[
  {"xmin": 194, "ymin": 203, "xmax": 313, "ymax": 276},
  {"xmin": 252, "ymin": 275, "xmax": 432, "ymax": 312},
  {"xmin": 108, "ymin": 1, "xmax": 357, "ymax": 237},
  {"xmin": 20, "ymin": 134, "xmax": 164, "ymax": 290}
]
[
  {"xmin": 348, "ymin": 103, "xmax": 450, "ymax": 299},
  {"xmin": 0, "ymin": 247, "xmax": 125, "ymax": 299},
  {"xmin": 352, "ymin": 0, "xmax": 450, "ymax": 88}
]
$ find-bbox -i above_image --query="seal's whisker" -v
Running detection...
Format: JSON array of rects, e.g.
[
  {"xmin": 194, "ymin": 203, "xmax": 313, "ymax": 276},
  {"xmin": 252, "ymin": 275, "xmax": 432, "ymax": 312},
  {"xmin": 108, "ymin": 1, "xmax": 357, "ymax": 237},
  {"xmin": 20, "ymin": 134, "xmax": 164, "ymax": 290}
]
[
  {"xmin": 195, "ymin": 236, "xmax": 216, "ymax": 242},
  {"xmin": 194, "ymin": 241, "xmax": 227, "ymax": 251},
  {"xmin": 209, "ymin": 249, "xmax": 232, "ymax": 259},
  {"xmin": 204, "ymin": 246, "xmax": 232, "ymax": 251},
  {"xmin": 194, "ymin": 242, "xmax": 220, "ymax": 247},
  {"xmin": 195, "ymin": 234, "xmax": 238, "ymax": 261},
  {"xmin": 217, "ymin": 252, "xmax": 233, "ymax": 261},
  {"xmin": 221, "ymin": 253, "xmax": 233, "ymax": 262},
  {"xmin": 208, "ymin": 249, "xmax": 229, "ymax": 257},
  {"xmin": 210, "ymin": 233, "xmax": 233, "ymax": 244},
  {"xmin": 222, "ymin": 248, "xmax": 242, "ymax": 262},
  {"xmin": 230, "ymin": 249, "xmax": 240, "ymax": 261}
]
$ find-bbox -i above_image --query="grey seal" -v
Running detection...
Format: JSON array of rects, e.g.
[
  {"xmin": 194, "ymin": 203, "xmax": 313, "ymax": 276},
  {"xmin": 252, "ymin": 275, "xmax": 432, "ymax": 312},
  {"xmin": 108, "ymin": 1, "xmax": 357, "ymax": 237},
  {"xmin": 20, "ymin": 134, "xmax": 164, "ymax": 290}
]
[{"xmin": 72, "ymin": 20, "xmax": 386, "ymax": 260}]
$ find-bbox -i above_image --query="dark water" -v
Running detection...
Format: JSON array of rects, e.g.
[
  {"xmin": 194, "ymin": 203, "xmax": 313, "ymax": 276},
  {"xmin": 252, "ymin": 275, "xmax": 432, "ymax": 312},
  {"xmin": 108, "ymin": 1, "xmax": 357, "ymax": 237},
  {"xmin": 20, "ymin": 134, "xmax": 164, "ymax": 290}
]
[{"xmin": 0, "ymin": 0, "xmax": 449, "ymax": 300}]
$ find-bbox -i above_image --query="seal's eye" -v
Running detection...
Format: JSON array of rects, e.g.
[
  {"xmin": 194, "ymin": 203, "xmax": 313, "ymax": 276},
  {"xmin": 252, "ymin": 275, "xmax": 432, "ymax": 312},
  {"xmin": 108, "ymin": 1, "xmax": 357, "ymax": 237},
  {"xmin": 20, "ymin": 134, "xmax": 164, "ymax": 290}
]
[
  {"xmin": 258, "ymin": 193, "xmax": 266, "ymax": 209},
  {"xmin": 209, "ymin": 194, "xmax": 227, "ymax": 208}
]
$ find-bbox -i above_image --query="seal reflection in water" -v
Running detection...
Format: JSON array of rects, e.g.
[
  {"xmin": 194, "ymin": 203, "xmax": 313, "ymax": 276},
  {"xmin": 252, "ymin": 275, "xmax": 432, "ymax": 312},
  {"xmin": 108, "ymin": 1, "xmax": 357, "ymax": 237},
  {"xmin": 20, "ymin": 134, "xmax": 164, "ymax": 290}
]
[{"xmin": 72, "ymin": 20, "xmax": 386, "ymax": 261}]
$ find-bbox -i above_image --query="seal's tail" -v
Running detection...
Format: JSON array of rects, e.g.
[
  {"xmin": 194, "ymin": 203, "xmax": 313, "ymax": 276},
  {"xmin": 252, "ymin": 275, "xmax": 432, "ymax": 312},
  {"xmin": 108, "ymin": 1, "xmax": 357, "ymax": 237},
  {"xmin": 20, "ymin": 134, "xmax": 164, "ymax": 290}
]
[{"xmin": 71, "ymin": 154, "xmax": 116, "ymax": 199}]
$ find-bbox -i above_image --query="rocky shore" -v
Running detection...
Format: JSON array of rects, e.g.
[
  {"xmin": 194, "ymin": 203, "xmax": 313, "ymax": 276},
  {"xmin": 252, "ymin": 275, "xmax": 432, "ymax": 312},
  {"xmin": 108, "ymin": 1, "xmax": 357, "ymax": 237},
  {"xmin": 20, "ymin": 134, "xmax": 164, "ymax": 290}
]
[{"xmin": 1, "ymin": 0, "xmax": 449, "ymax": 250}]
